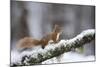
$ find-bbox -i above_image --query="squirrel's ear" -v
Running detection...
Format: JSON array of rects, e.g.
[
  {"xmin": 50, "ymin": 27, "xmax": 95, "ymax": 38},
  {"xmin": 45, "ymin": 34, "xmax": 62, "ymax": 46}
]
[
  {"xmin": 55, "ymin": 24, "xmax": 58, "ymax": 26},
  {"xmin": 54, "ymin": 24, "xmax": 59, "ymax": 27}
]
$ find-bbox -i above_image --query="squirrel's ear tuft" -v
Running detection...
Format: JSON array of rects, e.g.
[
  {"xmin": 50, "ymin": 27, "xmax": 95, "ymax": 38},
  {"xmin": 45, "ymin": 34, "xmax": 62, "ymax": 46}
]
[
  {"xmin": 55, "ymin": 24, "xmax": 59, "ymax": 27},
  {"xmin": 54, "ymin": 24, "xmax": 59, "ymax": 29}
]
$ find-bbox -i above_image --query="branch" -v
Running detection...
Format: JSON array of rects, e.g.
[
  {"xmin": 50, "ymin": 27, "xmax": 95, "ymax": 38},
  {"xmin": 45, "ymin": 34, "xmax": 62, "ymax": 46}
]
[{"xmin": 11, "ymin": 29, "xmax": 95, "ymax": 66}]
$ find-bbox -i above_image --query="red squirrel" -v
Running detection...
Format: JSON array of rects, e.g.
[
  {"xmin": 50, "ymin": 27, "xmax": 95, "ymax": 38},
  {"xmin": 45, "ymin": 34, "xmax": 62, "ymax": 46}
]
[
  {"xmin": 40, "ymin": 24, "xmax": 62, "ymax": 49},
  {"xmin": 16, "ymin": 24, "xmax": 62, "ymax": 51}
]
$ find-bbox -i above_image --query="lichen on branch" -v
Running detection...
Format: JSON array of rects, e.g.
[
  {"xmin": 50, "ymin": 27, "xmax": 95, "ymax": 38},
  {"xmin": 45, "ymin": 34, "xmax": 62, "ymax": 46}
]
[{"xmin": 11, "ymin": 29, "xmax": 95, "ymax": 66}]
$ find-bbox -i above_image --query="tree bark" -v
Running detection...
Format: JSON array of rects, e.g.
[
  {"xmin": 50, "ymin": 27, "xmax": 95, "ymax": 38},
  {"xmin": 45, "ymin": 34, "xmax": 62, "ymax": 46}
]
[{"xmin": 11, "ymin": 29, "xmax": 95, "ymax": 66}]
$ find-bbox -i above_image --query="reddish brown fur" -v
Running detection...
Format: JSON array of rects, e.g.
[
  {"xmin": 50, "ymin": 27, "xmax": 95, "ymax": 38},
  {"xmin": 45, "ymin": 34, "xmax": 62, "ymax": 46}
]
[
  {"xmin": 17, "ymin": 37, "xmax": 40, "ymax": 49},
  {"xmin": 40, "ymin": 24, "xmax": 62, "ymax": 49},
  {"xmin": 17, "ymin": 24, "xmax": 62, "ymax": 50}
]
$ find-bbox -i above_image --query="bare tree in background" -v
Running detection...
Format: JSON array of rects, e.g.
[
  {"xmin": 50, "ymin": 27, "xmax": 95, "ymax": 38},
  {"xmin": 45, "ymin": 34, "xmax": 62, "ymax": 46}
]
[
  {"xmin": 11, "ymin": 1, "xmax": 29, "ymax": 49},
  {"xmin": 11, "ymin": 1, "xmax": 95, "ymax": 55}
]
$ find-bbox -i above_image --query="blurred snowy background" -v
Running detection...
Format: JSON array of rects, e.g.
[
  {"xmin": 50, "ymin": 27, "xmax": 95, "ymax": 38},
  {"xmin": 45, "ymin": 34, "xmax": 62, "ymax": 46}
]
[{"xmin": 11, "ymin": 1, "xmax": 95, "ymax": 64}]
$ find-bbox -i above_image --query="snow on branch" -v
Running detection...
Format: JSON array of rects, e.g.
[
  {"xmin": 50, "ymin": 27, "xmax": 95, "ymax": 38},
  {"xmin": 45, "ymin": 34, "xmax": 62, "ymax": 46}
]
[{"xmin": 11, "ymin": 29, "xmax": 95, "ymax": 66}]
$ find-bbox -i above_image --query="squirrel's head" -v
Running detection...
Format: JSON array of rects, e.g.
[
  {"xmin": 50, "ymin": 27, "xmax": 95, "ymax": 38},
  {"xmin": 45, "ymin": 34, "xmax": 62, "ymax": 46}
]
[{"xmin": 53, "ymin": 24, "xmax": 62, "ymax": 33}]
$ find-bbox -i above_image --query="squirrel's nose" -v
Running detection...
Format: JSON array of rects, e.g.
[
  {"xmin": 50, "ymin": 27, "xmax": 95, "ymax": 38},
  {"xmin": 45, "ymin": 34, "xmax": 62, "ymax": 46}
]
[{"xmin": 41, "ymin": 46, "xmax": 45, "ymax": 49}]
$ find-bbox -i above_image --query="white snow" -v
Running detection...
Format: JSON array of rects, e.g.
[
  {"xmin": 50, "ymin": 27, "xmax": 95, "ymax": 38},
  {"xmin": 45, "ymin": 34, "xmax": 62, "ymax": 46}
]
[
  {"xmin": 42, "ymin": 51, "xmax": 95, "ymax": 64},
  {"xmin": 11, "ymin": 50, "xmax": 21, "ymax": 64},
  {"xmin": 11, "ymin": 29, "xmax": 95, "ymax": 65},
  {"xmin": 67, "ymin": 29, "xmax": 95, "ymax": 45},
  {"xmin": 11, "ymin": 46, "xmax": 43, "ymax": 64},
  {"xmin": 11, "ymin": 49, "xmax": 95, "ymax": 65}
]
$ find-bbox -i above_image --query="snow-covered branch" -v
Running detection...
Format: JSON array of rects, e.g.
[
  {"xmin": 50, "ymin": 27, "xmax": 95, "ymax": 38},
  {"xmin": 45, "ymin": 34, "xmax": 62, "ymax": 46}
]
[{"xmin": 11, "ymin": 29, "xmax": 95, "ymax": 66}]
